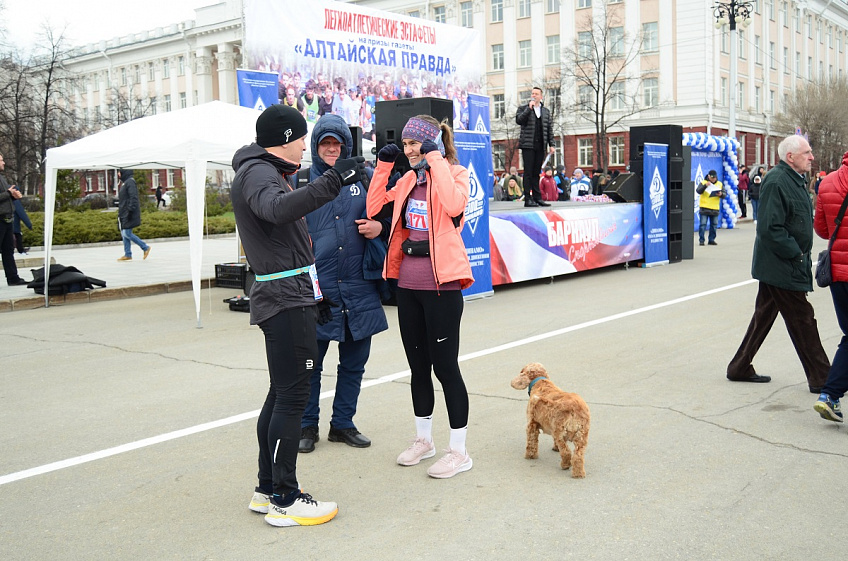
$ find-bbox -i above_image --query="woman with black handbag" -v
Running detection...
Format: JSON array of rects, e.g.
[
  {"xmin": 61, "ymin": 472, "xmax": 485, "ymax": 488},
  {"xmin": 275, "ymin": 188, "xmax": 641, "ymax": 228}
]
[
  {"xmin": 366, "ymin": 115, "xmax": 475, "ymax": 479},
  {"xmin": 813, "ymin": 160, "xmax": 848, "ymax": 423}
]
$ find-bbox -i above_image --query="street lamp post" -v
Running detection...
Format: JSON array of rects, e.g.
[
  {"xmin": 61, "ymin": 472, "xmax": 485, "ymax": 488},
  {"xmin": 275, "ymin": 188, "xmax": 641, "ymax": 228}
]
[{"xmin": 714, "ymin": 0, "xmax": 753, "ymax": 141}]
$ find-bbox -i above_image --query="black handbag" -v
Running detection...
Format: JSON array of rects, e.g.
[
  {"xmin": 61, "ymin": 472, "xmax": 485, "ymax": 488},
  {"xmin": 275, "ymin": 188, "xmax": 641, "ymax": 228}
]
[{"xmin": 816, "ymin": 194, "xmax": 848, "ymax": 288}]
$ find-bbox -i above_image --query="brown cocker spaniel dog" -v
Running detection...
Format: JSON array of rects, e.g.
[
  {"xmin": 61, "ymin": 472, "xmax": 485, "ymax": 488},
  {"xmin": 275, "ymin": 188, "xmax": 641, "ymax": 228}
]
[{"xmin": 510, "ymin": 362, "xmax": 590, "ymax": 478}]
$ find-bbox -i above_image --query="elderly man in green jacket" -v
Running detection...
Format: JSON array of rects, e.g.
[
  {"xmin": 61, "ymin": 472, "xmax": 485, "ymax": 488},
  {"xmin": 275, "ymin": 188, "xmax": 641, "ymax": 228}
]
[{"xmin": 726, "ymin": 134, "xmax": 831, "ymax": 393}]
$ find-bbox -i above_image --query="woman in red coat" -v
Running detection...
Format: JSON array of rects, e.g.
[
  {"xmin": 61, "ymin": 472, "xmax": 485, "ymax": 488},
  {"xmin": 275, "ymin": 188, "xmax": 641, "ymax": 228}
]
[
  {"xmin": 813, "ymin": 155, "xmax": 848, "ymax": 423},
  {"xmin": 539, "ymin": 166, "xmax": 558, "ymax": 201}
]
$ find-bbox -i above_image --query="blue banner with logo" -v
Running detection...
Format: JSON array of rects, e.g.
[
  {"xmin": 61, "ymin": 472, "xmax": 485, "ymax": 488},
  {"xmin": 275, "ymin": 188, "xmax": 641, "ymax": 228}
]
[
  {"xmin": 236, "ymin": 69, "xmax": 279, "ymax": 111},
  {"xmin": 467, "ymin": 93, "xmax": 490, "ymax": 136},
  {"xmin": 455, "ymin": 130, "xmax": 493, "ymax": 299},
  {"xmin": 643, "ymin": 143, "xmax": 668, "ymax": 266}
]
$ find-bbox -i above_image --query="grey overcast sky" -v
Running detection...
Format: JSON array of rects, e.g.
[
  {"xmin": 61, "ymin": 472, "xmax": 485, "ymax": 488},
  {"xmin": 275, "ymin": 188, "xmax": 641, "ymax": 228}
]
[{"xmin": 5, "ymin": 0, "xmax": 207, "ymax": 52}]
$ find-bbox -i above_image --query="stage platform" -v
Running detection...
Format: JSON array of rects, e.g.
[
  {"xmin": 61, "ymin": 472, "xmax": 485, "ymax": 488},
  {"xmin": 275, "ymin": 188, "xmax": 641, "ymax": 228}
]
[{"xmin": 486, "ymin": 199, "xmax": 644, "ymax": 286}]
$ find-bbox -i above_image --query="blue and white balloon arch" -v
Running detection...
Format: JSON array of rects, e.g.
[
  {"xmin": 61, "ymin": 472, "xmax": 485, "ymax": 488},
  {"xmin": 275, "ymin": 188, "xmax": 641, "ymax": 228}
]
[{"xmin": 682, "ymin": 133, "xmax": 742, "ymax": 229}]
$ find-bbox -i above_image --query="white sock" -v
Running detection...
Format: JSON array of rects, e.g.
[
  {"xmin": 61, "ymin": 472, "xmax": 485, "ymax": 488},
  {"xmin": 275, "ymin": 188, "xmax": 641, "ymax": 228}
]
[
  {"xmin": 415, "ymin": 416, "xmax": 433, "ymax": 442},
  {"xmin": 449, "ymin": 426, "xmax": 467, "ymax": 455}
]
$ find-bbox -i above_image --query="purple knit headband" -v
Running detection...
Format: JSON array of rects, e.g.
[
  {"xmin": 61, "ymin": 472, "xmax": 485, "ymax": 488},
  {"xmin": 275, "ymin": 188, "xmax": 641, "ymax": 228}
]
[{"xmin": 402, "ymin": 117, "xmax": 440, "ymax": 143}]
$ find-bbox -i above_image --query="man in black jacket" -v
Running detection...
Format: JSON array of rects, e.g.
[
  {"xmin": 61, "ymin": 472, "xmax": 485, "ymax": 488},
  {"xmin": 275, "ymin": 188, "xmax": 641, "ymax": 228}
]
[
  {"xmin": 232, "ymin": 104, "xmax": 365, "ymax": 528},
  {"xmin": 515, "ymin": 86, "xmax": 555, "ymax": 207},
  {"xmin": 0, "ymin": 153, "xmax": 27, "ymax": 285},
  {"xmin": 116, "ymin": 169, "xmax": 150, "ymax": 261}
]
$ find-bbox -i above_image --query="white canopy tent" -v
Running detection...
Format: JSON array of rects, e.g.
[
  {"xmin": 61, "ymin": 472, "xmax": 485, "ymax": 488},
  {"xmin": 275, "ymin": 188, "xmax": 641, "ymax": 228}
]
[{"xmin": 43, "ymin": 101, "xmax": 260, "ymax": 327}]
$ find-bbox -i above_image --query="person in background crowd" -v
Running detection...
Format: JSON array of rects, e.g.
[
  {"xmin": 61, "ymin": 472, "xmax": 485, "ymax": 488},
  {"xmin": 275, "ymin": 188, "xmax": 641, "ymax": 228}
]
[
  {"xmin": 0, "ymin": 153, "xmax": 28, "ymax": 285},
  {"xmin": 539, "ymin": 166, "xmax": 558, "ymax": 202},
  {"xmin": 555, "ymin": 165, "xmax": 569, "ymax": 201},
  {"xmin": 726, "ymin": 135, "xmax": 830, "ymax": 394},
  {"xmin": 515, "ymin": 87, "xmax": 554, "ymax": 208},
  {"xmin": 366, "ymin": 114, "xmax": 475, "ymax": 479},
  {"xmin": 737, "ymin": 165, "xmax": 749, "ymax": 218},
  {"xmin": 812, "ymin": 152, "xmax": 848, "ymax": 423},
  {"xmin": 749, "ymin": 174, "xmax": 762, "ymax": 223},
  {"xmin": 318, "ymin": 85, "xmax": 334, "ymax": 117},
  {"xmin": 695, "ymin": 170, "xmax": 726, "ymax": 246},
  {"xmin": 296, "ymin": 114, "xmax": 389, "ymax": 454},
  {"xmin": 569, "ymin": 168, "xmax": 591, "ymax": 200},
  {"xmin": 301, "ymin": 82, "xmax": 320, "ymax": 123}
]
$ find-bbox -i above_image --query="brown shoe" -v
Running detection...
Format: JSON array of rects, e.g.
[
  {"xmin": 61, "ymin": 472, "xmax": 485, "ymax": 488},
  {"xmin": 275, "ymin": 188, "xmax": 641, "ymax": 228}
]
[
  {"xmin": 117, "ymin": 256, "xmax": 132, "ymax": 261},
  {"xmin": 143, "ymin": 247, "xmax": 151, "ymax": 260}
]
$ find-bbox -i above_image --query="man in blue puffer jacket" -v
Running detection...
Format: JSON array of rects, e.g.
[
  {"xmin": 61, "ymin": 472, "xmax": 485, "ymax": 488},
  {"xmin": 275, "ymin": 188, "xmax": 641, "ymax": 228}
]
[{"xmin": 297, "ymin": 114, "xmax": 389, "ymax": 452}]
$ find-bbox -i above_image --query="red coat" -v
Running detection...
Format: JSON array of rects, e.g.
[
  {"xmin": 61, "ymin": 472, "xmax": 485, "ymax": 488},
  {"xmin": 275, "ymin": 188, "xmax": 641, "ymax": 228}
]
[
  {"xmin": 540, "ymin": 175, "xmax": 558, "ymax": 201},
  {"xmin": 814, "ymin": 152, "xmax": 848, "ymax": 282}
]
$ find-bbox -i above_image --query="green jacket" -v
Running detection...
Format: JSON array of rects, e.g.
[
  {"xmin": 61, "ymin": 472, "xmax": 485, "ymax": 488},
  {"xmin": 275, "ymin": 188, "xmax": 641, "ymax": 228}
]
[{"xmin": 752, "ymin": 160, "xmax": 814, "ymax": 291}]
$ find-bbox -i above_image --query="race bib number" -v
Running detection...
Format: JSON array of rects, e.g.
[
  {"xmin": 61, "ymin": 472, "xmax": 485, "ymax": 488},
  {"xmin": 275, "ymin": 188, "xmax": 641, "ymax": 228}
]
[{"xmin": 405, "ymin": 199, "xmax": 429, "ymax": 231}]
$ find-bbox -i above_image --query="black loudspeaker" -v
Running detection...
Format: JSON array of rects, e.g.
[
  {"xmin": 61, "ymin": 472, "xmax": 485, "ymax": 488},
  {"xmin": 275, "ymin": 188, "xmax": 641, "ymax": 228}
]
[
  {"xmin": 375, "ymin": 97, "xmax": 453, "ymax": 175},
  {"xmin": 681, "ymin": 213, "xmax": 694, "ymax": 260},
  {"xmin": 683, "ymin": 146, "xmax": 692, "ymax": 182},
  {"xmin": 603, "ymin": 172, "xmax": 642, "ymax": 203},
  {"xmin": 348, "ymin": 126, "xmax": 362, "ymax": 158},
  {"xmin": 629, "ymin": 124, "xmax": 683, "ymax": 160},
  {"xmin": 669, "ymin": 209, "xmax": 683, "ymax": 234}
]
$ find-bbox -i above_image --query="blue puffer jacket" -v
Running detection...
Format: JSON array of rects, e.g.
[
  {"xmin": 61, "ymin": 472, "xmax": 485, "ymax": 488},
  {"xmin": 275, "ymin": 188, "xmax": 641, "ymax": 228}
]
[{"xmin": 306, "ymin": 115, "xmax": 388, "ymax": 342}]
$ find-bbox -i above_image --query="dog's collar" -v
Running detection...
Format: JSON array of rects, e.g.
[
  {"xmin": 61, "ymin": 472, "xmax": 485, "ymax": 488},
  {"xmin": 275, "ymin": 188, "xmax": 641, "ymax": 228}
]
[{"xmin": 527, "ymin": 377, "xmax": 547, "ymax": 395}]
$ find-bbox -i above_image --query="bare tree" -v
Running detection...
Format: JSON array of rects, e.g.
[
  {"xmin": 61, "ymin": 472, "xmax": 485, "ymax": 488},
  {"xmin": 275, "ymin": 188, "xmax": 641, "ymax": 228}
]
[
  {"xmin": 490, "ymin": 100, "xmax": 523, "ymax": 174},
  {"xmin": 774, "ymin": 77, "xmax": 848, "ymax": 172},
  {"xmin": 555, "ymin": 1, "xmax": 649, "ymax": 173}
]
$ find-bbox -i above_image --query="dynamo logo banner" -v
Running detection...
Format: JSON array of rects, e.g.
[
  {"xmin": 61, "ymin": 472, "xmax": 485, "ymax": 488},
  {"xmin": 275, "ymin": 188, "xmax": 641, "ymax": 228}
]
[
  {"xmin": 643, "ymin": 142, "xmax": 668, "ymax": 266},
  {"xmin": 455, "ymin": 130, "xmax": 493, "ymax": 299},
  {"xmin": 236, "ymin": 69, "xmax": 280, "ymax": 110}
]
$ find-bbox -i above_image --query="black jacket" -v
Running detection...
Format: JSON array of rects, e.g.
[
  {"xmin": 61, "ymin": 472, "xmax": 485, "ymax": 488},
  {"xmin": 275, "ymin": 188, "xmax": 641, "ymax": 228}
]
[
  {"xmin": 515, "ymin": 103, "xmax": 554, "ymax": 151},
  {"xmin": 117, "ymin": 170, "xmax": 141, "ymax": 230},
  {"xmin": 231, "ymin": 142, "xmax": 342, "ymax": 325},
  {"xmin": 0, "ymin": 174, "xmax": 15, "ymax": 218}
]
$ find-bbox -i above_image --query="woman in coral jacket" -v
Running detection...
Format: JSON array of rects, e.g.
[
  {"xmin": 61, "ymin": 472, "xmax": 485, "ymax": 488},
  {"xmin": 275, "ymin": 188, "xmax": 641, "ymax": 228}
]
[
  {"xmin": 366, "ymin": 115, "xmax": 475, "ymax": 479},
  {"xmin": 813, "ymin": 156, "xmax": 848, "ymax": 423}
]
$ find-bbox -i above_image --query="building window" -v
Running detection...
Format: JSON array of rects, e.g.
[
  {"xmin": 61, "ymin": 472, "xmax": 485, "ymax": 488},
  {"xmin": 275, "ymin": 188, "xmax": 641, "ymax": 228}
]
[
  {"xmin": 609, "ymin": 27, "xmax": 624, "ymax": 57},
  {"xmin": 780, "ymin": 1, "xmax": 788, "ymax": 27},
  {"xmin": 546, "ymin": 87, "xmax": 561, "ymax": 114},
  {"xmin": 806, "ymin": 15, "xmax": 813, "ymax": 38},
  {"xmin": 769, "ymin": 42, "xmax": 776, "ymax": 69},
  {"xmin": 547, "ymin": 35, "xmax": 561, "ymax": 64},
  {"xmin": 738, "ymin": 30, "xmax": 746, "ymax": 59},
  {"xmin": 738, "ymin": 134, "xmax": 746, "ymax": 163},
  {"xmin": 609, "ymin": 81, "xmax": 625, "ymax": 110},
  {"xmin": 609, "ymin": 136, "xmax": 625, "ymax": 166},
  {"xmin": 738, "ymin": 82, "xmax": 745, "ymax": 109},
  {"xmin": 491, "ymin": 0, "xmax": 503, "ymax": 22},
  {"xmin": 818, "ymin": 20, "xmax": 823, "ymax": 44},
  {"xmin": 794, "ymin": 7, "xmax": 801, "ymax": 33},
  {"xmin": 546, "ymin": 0, "xmax": 561, "ymax": 12},
  {"xmin": 178, "ymin": 56, "xmax": 185, "ymax": 76},
  {"xmin": 577, "ymin": 0, "xmax": 591, "ymax": 8},
  {"xmin": 152, "ymin": 172, "xmax": 159, "ymax": 189},
  {"xmin": 164, "ymin": 94, "xmax": 171, "ymax": 112},
  {"xmin": 518, "ymin": 40, "xmax": 532, "ymax": 68},
  {"xmin": 148, "ymin": 62, "xmax": 155, "ymax": 81},
  {"xmin": 163, "ymin": 59, "xmax": 170, "ymax": 79},
  {"xmin": 642, "ymin": 22, "xmax": 658, "ymax": 53},
  {"xmin": 93, "ymin": 73, "xmax": 100, "ymax": 90},
  {"xmin": 518, "ymin": 90, "xmax": 532, "ymax": 106},
  {"xmin": 492, "ymin": 44, "xmax": 504, "ymax": 71},
  {"xmin": 808, "ymin": 56, "xmax": 813, "ymax": 80},
  {"xmin": 134, "ymin": 65, "xmax": 141, "ymax": 84},
  {"xmin": 493, "ymin": 93, "xmax": 505, "ymax": 119},
  {"xmin": 86, "ymin": 176, "xmax": 92, "ymax": 192},
  {"xmin": 783, "ymin": 47, "xmax": 788, "ymax": 73},
  {"xmin": 795, "ymin": 51, "xmax": 800, "ymax": 75},
  {"xmin": 121, "ymin": 67, "xmax": 127, "ymax": 86},
  {"xmin": 578, "ymin": 85, "xmax": 593, "ymax": 110},
  {"xmin": 408, "ymin": 10, "xmax": 420, "ymax": 18},
  {"xmin": 460, "ymin": 2, "xmax": 473, "ymax": 27},
  {"xmin": 578, "ymin": 31, "xmax": 593, "ymax": 60},
  {"xmin": 642, "ymin": 78, "xmax": 658, "ymax": 107},
  {"xmin": 754, "ymin": 35, "xmax": 761, "ymax": 64},
  {"xmin": 720, "ymin": 78, "xmax": 728, "ymax": 106},
  {"xmin": 754, "ymin": 86, "xmax": 761, "ymax": 112},
  {"xmin": 721, "ymin": 31, "xmax": 729, "ymax": 54},
  {"xmin": 820, "ymin": 61, "xmax": 824, "ymax": 80},
  {"xmin": 578, "ymin": 138, "xmax": 593, "ymax": 167},
  {"xmin": 167, "ymin": 170, "xmax": 175, "ymax": 188},
  {"xmin": 433, "ymin": 6, "xmax": 446, "ymax": 24},
  {"xmin": 766, "ymin": 0, "xmax": 774, "ymax": 20},
  {"xmin": 180, "ymin": 92, "xmax": 187, "ymax": 109},
  {"xmin": 150, "ymin": 96, "xmax": 157, "ymax": 115},
  {"xmin": 550, "ymin": 139, "xmax": 563, "ymax": 168},
  {"xmin": 492, "ymin": 143, "xmax": 506, "ymax": 171},
  {"xmin": 518, "ymin": 0, "xmax": 531, "ymax": 18},
  {"xmin": 828, "ymin": 26, "xmax": 833, "ymax": 47}
]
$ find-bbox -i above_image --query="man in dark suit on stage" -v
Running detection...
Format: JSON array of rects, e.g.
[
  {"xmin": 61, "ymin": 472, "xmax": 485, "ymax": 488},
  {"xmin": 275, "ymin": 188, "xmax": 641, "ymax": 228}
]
[{"xmin": 515, "ymin": 87, "xmax": 555, "ymax": 208}]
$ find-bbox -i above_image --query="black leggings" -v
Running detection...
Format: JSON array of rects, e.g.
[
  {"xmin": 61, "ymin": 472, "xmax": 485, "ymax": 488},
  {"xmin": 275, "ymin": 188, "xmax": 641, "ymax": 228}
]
[
  {"xmin": 257, "ymin": 306, "xmax": 318, "ymax": 496},
  {"xmin": 396, "ymin": 288, "xmax": 468, "ymax": 428}
]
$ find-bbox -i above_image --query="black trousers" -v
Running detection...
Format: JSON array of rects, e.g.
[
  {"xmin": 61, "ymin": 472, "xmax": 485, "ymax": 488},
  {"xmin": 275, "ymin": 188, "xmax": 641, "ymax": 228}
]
[
  {"xmin": 0, "ymin": 219, "xmax": 20, "ymax": 283},
  {"xmin": 396, "ymin": 288, "xmax": 469, "ymax": 429},
  {"xmin": 522, "ymin": 147, "xmax": 546, "ymax": 203},
  {"xmin": 727, "ymin": 282, "xmax": 830, "ymax": 387},
  {"xmin": 256, "ymin": 306, "xmax": 319, "ymax": 496}
]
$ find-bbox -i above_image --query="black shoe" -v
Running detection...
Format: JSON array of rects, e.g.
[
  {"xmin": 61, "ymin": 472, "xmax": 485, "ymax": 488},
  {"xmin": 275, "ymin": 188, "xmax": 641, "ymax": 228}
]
[
  {"xmin": 708, "ymin": 241, "xmax": 718, "ymax": 246},
  {"xmin": 524, "ymin": 200, "xmax": 539, "ymax": 207},
  {"xmin": 327, "ymin": 426, "xmax": 371, "ymax": 448},
  {"xmin": 727, "ymin": 373, "xmax": 771, "ymax": 383},
  {"xmin": 699, "ymin": 241, "xmax": 705, "ymax": 246},
  {"xmin": 298, "ymin": 426, "xmax": 319, "ymax": 453},
  {"xmin": 8, "ymin": 278, "xmax": 28, "ymax": 286},
  {"xmin": 810, "ymin": 385, "xmax": 824, "ymax": 394},
  {"xmin": 536, "ymin": 200, "xmax": 551, "ymax": 207}
]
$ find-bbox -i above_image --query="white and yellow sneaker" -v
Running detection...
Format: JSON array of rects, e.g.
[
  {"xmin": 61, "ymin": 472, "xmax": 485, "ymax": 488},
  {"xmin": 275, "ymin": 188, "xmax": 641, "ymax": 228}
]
[{"xmin": 264, "ymin": 492, "xmax": 338, "ymax": 527}]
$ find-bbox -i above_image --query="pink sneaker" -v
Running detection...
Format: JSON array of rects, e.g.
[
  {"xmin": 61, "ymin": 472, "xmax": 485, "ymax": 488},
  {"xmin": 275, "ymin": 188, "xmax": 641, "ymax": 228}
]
[
  {"xmin": 396, "ymin": 437, "xmax": 436, "ymax": 466},
  {"xmin": 426, "ymin": 449, "xmax": 473, "ymax": 479}
]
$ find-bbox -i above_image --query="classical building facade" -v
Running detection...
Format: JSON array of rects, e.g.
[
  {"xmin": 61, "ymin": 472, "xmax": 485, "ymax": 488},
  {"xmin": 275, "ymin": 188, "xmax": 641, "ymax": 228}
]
[{"xmin": 59, "ymin": 0, "xmax": 848, "ymax": 192}]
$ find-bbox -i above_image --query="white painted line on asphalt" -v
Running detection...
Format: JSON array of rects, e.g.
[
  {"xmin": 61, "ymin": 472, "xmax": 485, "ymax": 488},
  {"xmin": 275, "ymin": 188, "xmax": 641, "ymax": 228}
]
[{"xmin": 0, "ymin": 279, "xmax": 757, "ymax": 487}]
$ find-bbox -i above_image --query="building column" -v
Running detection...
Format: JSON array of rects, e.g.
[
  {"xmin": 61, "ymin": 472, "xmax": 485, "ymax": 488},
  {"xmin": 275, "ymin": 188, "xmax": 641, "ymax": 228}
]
[
  {"xmin": 195, "ymin": 46, "xmax": 215, "ymax": 104},
  {"xmin": 216, "ymin": 43, "xmax": 238, "ymax": 103}
]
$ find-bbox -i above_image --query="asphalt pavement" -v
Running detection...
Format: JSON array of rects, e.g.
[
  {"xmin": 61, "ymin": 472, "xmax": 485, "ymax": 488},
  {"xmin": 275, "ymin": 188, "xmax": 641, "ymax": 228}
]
[{"xmin": 1, "ymin": 219, "xmax": 847, "ymax": 560}]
